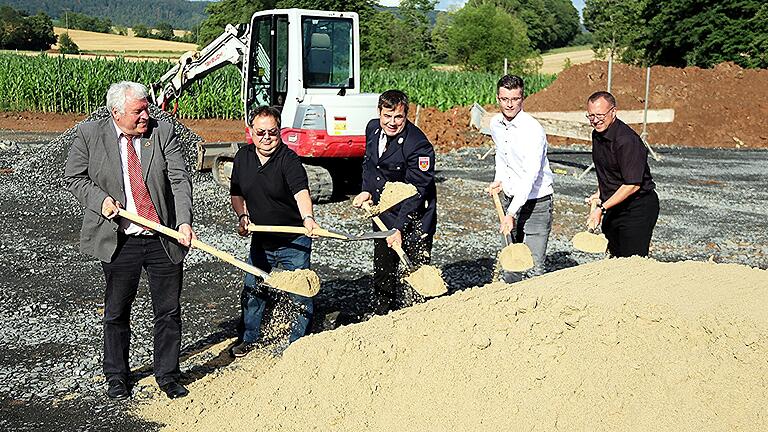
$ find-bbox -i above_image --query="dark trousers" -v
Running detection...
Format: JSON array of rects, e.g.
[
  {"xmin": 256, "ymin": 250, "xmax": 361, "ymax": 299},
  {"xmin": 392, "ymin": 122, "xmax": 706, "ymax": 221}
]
[
  {"xmin": 100, "ymin": 235, "xmax": 183, "ymax": 386},
  {"xmin": 373, "ymin": 226, "xmax": 433, "ymax": 313},
  {"xmin": 602, "ymin": 191, "xmax": 660, "ymax": 258}
]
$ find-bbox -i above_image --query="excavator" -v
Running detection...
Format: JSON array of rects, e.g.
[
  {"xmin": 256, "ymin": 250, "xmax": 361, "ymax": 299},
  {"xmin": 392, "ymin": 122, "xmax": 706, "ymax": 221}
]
[{"xmin": 149, "ymin": 9, "xmax": 379, "ymax": 202}]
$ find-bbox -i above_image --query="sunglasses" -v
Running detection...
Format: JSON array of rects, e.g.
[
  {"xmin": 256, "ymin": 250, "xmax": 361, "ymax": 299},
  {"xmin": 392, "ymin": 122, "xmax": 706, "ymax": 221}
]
[{"xmin": 253, "ymin": 128, "xmax": 280, "ymax": 138}]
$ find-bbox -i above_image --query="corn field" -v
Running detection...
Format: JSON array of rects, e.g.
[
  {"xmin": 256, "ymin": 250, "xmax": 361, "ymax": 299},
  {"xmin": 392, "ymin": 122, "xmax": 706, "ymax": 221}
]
[
  {"xmin": 0, "ymin": 53, "xmax": 555, "ymax": 119},
  {"xmin": 363, "ymin": 69, "xmax": 556, "ymax": 111}
]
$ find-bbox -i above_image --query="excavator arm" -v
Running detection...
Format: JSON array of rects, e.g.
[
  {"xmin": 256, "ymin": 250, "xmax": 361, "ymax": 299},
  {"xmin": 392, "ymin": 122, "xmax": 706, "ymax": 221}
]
[{"xmin": 149, "ymin": 23, "xmax": 251, "ymax": 109}]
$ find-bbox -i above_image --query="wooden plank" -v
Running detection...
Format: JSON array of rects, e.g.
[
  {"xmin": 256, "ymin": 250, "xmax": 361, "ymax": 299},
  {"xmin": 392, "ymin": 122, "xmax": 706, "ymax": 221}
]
[
  {"xmin": 532, "ymin": 109, "xmax": 675, "ymax": 124},
  {"xmin": 470, "ymin": 104, "xmax": 675, "ymax": 140}
]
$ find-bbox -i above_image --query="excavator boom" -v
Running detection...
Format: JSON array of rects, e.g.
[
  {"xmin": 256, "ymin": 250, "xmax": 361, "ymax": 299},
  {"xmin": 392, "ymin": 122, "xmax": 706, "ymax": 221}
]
[{"xmin": 149, "ymin": 23, "xmax": 250, "ymax": 109}]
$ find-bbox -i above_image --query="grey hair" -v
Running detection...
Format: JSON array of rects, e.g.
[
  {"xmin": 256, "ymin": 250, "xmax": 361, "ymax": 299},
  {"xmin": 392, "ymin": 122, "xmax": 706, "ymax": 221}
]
[
  {"xmin": 106, "ymin": 81, "xmax": 148, "ymax": 114},
  {"xmin": 587, "ymin": 91, "xmax": 616, "ymax": 107}
]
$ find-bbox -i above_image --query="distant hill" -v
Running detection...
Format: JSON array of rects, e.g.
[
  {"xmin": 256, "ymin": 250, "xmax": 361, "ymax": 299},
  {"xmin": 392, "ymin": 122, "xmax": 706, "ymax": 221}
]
[{"xmin": 0, "ymin": 0, "xmax": 209, "ymax": 30}]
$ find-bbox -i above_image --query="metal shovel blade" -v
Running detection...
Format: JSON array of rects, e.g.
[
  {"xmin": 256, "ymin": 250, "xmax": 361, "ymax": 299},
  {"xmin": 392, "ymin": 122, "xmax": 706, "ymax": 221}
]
[{"xmin": 347, "ymin": 228, "xmax": 398, "ymax": 241}]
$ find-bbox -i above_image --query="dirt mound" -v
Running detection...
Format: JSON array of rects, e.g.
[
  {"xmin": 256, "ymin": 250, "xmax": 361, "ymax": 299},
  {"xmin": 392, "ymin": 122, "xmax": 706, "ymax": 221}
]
[
  {"xmin": 415, "ymin": 105, "xmax": 489, "ymax": 152},
  {"xmin": 524, "ymin": 61, "xmax": 768, "ymax": 148},
  {"xmin": 135, "ymin": 257, "xmax": 768, "ymax": 431}
]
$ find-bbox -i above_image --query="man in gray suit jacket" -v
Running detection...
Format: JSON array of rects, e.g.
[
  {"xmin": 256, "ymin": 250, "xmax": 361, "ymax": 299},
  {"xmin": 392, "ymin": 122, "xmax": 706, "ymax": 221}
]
[{"xmin": 64, "ymin": 81, "xmax": 196, "ymax": 400}]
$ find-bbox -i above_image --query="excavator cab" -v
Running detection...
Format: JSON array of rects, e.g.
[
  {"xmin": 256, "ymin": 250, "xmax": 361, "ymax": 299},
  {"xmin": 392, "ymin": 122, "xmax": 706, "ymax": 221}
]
[{"xmin": 151, "ymin": 9, "xmax": 378, "ymax": 202}]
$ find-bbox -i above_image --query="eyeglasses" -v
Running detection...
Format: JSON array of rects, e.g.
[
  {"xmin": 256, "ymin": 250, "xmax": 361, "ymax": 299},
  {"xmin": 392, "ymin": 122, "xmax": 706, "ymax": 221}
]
[
  {"xmin": 585, "ymin": 107, "xmax": 615, "ymax": 121},
  {"xmin": 253, "ymin": 128, "xmax": 280, "ymax": 139},
  {"xmin": 498, "ymin": 96, "xmax": 523, "ymax": 104}
]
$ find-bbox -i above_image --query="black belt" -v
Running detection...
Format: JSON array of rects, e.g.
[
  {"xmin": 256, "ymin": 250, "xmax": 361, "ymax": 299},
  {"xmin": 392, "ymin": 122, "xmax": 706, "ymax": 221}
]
[{"xmin": 505, "ymin": 193, "xmax": 552, "ymax": 204}]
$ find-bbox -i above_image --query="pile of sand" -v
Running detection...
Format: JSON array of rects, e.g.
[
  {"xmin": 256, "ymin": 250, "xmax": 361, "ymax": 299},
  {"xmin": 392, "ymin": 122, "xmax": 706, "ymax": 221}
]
[{"xmin": 136, "ymin": 257, "xmax": 768, "ymax": 431}]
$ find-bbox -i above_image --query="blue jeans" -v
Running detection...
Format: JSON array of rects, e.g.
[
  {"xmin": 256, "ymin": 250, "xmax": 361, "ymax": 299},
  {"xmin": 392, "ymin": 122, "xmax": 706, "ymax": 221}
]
[
  {"xmin": 240, "ymin": 235, "xmax": 313, "ymax": 346},
  {"xmin": 500, "ymin": 194, "xmax": 553, "ymax": 283}
]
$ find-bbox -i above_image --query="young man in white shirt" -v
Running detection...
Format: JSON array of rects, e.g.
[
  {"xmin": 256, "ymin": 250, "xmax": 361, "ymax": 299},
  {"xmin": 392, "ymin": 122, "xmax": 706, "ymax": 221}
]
[{"xmin": 488, "ymin": 75, "xmax": 554, "ymax": 282}]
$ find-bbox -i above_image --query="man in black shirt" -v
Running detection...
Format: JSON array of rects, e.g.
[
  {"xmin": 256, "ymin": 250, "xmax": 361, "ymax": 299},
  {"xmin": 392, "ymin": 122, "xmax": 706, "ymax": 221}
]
[
  {"xmin": 585, "ymin": 91, "xmax": 659, "ymax": 257},
  {"xmin": 229, "ymin": 106, "xmax": 321, "ymax": 356}
]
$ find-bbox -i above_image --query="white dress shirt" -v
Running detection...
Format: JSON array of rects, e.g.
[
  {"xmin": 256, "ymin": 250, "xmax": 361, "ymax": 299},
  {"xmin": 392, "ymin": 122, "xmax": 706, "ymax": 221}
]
[
  {"xmin": 378, "ymin": 129, "xmax": 388, "ymax": 157},
  {"xmin": 490, "ymin": 110, "xmax": 554, "ymax": 217},
  {"xmin": 113, "ymin": 121, "xmax": 150, "ymax": 235}
]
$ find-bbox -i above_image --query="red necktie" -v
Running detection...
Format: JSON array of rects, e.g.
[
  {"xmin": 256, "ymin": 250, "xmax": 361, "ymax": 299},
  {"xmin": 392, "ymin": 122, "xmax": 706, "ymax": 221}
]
[{"xmin": 123, "ymin": 134, "xmax": 160, "ymax": 224}]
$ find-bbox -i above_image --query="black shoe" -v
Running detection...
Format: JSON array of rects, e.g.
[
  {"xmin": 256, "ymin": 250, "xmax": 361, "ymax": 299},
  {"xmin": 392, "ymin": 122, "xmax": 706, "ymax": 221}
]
[
  {"xmin": 229, "ymin": 341, "xmax": 257, "ymax": 358},
  {"xmin": 106, "ymin": 378, "xmax": 130, "ymax": 400},
  {"xmin": 159, "ymin": 381, "xmax": 188, "ymax": 399}
]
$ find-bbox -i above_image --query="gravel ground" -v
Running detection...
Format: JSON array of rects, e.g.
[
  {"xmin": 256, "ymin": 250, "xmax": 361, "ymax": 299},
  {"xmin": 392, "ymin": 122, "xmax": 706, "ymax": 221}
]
[{"xmin": 0, "ymin": 124, "xmax": 766, "ymax": 431}]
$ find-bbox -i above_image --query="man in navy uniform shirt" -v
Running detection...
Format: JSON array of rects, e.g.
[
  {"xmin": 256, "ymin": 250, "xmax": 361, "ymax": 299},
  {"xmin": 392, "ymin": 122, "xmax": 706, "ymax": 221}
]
[{"xmin": 353, "ymin": 90, "xmax": 437, "ymax": 315}]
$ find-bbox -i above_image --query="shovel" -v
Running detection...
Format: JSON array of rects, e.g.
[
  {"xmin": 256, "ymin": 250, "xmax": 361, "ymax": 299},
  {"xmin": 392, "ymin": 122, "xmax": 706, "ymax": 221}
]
[
  {"xmin": 571, "ymin": 199, "xmax": 609, "ymax": 254},
  {"xmin": 361, "ymin": 201, "xmax": 446, "ymax": 298},
  {"xmin": 491, "ymin": 190, "xmax": 534, "ymax": 272},
  {"xmin": 247, "ymin": 224, "xmax": 397, "ymax": 241},
  {"xmin": 116, "ymin": 209, "xmax": 320, "ymax": 297}
]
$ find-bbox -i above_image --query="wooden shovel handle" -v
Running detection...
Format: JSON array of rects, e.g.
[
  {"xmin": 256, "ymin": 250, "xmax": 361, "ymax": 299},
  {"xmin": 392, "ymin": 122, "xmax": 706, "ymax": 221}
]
[
  {"xmin": 117, "ymin": 209, "xmax": 269, "ymax": 281},
  {"xmin": 247, "ymin": 224, "xmax": 347, "ymax": 240},
  {"xmin": 587, "ymin": 198, "xmax": 599, "ymax": 231},
  {"xmin": 492, "ymin": 191, "xmax": 506, "ymax": 224},
  {"xmin": 362, "ymin": 202, "xmax": 413, "ymax": 270}
]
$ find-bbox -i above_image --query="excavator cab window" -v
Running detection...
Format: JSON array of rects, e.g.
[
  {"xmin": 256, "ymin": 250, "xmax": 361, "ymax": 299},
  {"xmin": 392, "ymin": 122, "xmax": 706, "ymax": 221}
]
[
  {"xmin": 245, "ymin": 14, "xmax": 288, "ymax": 121},
  {"xmin": 302, "ymin": 17, "xmax": 353, "ymax": 89}
]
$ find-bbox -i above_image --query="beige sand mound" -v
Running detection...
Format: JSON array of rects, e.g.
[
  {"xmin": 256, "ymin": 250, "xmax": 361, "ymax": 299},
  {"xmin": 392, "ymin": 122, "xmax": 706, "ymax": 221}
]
[{"xmin": 136, "ymin": 258, "xmax": 768, "ymax": 431}]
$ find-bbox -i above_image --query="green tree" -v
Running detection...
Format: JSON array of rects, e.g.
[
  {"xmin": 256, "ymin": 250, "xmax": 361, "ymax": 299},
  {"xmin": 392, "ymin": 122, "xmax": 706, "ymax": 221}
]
[
  {"xmin": 641, "ymin": 0, "xmax": 768, "ymax": 68},
  {"xmin": 442, "ymin": 3, "xmax": 537, "ymax": 73},
  {"xmin": 198, "ymin": 0, "xmax": 278, "ymax": 48},
  {"xmin": 583, "ymin": 0, "xmax": 648, "ymax": 65},
  {"xmin": 362, "ymin": 0, "xmax": 436, "ymax": 69},
  {"xmin": 132, "ymin": 24, "xmax": 150, "ymax": 38},
  {"xmin": 58, "ymin": 31, "xmax": 80, "ymax": 54},
  {"xmin": 155, "ymin": 22, "xmax": 175, "ymax": 41},
  {"xmin": 64, "ymin": 11, "xmax": 113, "ymax": 33},
  {"xmin": 0, "ymin": 6, "xmax": 57, "ymax": 51},
  {"xmin": 468, "ymin": 0, "xmax": 579, "ymax": 51},
  {"xmin": 430, "ymin": 11, "xmax": 451, "ymax": 64}
]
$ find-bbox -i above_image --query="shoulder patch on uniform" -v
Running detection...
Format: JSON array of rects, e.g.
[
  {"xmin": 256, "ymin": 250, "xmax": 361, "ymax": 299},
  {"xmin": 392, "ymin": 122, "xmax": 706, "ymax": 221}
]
[{"xmin": 418, "ymin": 156, "xmax": 430, "ymax": 171}]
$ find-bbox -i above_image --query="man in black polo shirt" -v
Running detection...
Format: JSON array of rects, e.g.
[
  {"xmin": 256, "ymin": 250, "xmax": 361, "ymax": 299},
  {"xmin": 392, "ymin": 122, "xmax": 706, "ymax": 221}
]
[
  {"xmin": 229, "ymin": 106, "xmax": 321, "ymax": 357},
  {"xmin": 585, "ymin": 91, "xmax": 659, "ymax": 257}
]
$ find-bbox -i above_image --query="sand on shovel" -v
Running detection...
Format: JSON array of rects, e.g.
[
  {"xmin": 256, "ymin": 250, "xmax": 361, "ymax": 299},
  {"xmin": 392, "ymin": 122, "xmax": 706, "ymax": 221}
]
[
  {"xmin": 572, "ymin": 231, "xmax": 609, "ymax": 254},
  {"xmin": 498, "ymin": 243, "xmax": 535, "ymax": 272},
  {"xmin": 267, "ymin": 269, "xmax": 321, "ymax": 297},
  {"xmin": 403, "ymin": 265, "xmax": 447, "ymax": 297},
  {"xmin": 371, "ymin": 182, "xmax": 417, "ymax": 214}
]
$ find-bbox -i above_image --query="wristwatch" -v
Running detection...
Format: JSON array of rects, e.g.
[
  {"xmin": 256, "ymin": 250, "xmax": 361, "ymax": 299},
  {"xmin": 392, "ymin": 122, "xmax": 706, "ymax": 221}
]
[
  {"xmin": 302, "ymin": 215, "xmax": 315, "ymax": 222},
  {"xmin": 597, "ymin": 203, "xmax": 607, "ymax": 215}
]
